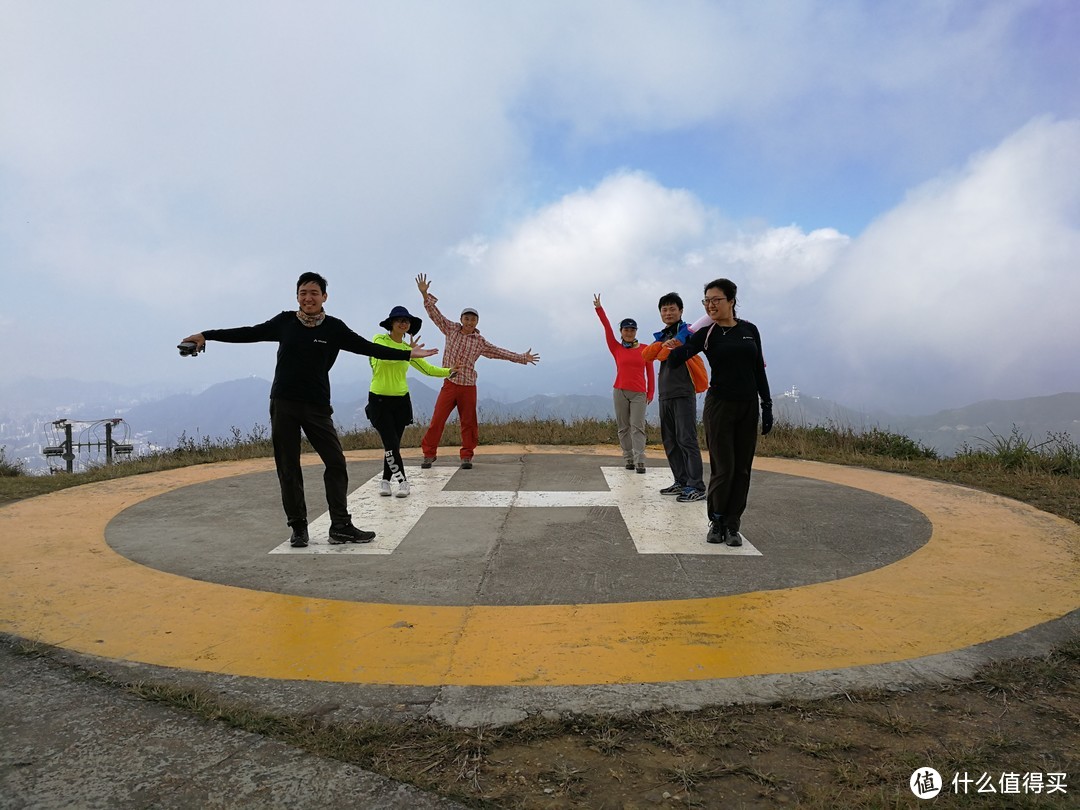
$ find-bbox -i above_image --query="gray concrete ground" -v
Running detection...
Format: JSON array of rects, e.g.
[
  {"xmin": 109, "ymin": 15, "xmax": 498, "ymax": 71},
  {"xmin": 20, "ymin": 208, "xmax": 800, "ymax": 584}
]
[
  {"xmin": 3, "ymin": 451, "xmax": 1078, "ymax": 808},
  {"xmin": 0, "ymin": 638, "xmax": 465, "ymax": 810}
]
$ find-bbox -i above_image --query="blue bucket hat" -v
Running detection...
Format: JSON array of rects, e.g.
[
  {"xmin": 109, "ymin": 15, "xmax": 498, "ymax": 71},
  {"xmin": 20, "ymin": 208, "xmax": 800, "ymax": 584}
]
[{"xmin": 379, "ymin": 305, "xmax": 422, "ymax": 335}]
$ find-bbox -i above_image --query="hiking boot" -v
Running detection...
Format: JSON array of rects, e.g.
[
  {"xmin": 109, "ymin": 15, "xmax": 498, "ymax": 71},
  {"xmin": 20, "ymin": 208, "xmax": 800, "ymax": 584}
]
[
  {"xmin": 625, "ymin": 460, "xmax": 635, "ymax": 470},
  {"xmin": 636, "ymin": 463, "xmax": 646, "ymax": 474},
  {"xmin": 726, "ymin": 529, "xmax": 743, "ymax": 547},
  {"xmin": 676, "ymin": 487, "xmax": 706, "ymax": 503},
  {"xmin": 379, "ymin": 480, "xmax": 392, "ymax": 497},
  {"xmin": 421, "ymin": 457, "xmax": 435, "ymax": 469},
  {"xmin": 289, "ymin": 521, "xmax": 309, "ymax": 548},
  {"xmin": 395, "ymin": 480, "xmax": 411, "ymax": 498},
  {"xmin": 460, "ymin": 459, "xmax": 473, "ymax": 469},
  {"xmin": 328, "ymin": 522, "xmax": 375, "ymax": 544},
  {"xmin": 659, "ymin": 482, "xmax": 683, "ymax": 496},
  {"xmin": 706, "ymin": 516, "xmax": 727, "ymax": 545}
]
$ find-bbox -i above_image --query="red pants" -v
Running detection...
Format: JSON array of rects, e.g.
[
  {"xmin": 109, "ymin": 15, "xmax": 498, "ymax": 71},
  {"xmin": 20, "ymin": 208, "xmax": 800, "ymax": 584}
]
[{"xmin": 421, "ymin": 379, "xmax": 478, "ymax": 461}]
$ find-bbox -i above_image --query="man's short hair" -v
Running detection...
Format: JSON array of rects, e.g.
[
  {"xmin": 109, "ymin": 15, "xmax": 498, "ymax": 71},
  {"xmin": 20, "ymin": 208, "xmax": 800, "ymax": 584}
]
[
  {"xmin": 296, "ymin": 272, "xmax": 328, "ymax": 293},
  {"xmin": 658, "ymin": 292, "xmax": 683, "ymax": 311}
]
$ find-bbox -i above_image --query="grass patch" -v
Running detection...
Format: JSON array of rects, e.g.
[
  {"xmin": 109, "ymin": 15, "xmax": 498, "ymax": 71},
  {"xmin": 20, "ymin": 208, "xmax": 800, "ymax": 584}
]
[{"xmin": 0, "ymin": 445, "xmax": 26, "ymax": 477}]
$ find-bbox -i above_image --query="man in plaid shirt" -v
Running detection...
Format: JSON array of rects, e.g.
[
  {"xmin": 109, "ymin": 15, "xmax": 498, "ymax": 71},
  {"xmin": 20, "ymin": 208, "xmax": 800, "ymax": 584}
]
[{"xmin": 415, "ymin": 274, "xmax": 540, "ymax": 468}]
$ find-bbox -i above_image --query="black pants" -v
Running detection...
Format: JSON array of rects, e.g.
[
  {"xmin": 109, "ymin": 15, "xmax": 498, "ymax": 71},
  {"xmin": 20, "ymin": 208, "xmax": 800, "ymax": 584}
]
[
  {"xmin": 269, "ymin": 398, "xmax": 350, "ymax": 527},
  {"xmin": 702, "ymin": 392, "xmax": 758, "ymax": 530},
  {"xmin": 659, "ymin": 395, "xmax": 704, "ymax": 490},
  {"xmin": 365, "ymin": 392, "xmax": 413, "ymax": 482}
]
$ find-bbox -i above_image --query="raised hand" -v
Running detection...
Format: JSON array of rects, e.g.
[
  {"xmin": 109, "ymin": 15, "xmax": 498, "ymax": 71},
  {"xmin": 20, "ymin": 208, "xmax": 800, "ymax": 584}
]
[
  {"xmin": 416, "ymin": 273, "xmax": 431, "ymax": 297},
  {"xmin": 593, "ymin": 293, "xmax": 601, "ymax": 308},
  {"xmin": 523, "ymin": 349, "xmax": 540, "ymax": 365},
  {"xmin": 408, "ymin": 342, "xmax": 438, "ymax": 359}
]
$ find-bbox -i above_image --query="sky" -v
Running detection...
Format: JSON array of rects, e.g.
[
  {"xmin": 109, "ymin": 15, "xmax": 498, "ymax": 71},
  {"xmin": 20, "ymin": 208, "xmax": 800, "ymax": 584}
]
[{"xmin": 2, "ymin": 0, "xmax": 1078, "ymax": 415}]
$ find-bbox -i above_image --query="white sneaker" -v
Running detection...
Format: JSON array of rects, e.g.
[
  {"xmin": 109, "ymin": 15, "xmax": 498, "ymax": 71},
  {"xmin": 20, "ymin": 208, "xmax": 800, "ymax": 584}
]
[
  {"xmin": 379, "ymin": 480, "xmax": 392, "ymax": 497},
  {"xmin": 394, "ymin": 480, "xmax": 411, "ymax": 498}
]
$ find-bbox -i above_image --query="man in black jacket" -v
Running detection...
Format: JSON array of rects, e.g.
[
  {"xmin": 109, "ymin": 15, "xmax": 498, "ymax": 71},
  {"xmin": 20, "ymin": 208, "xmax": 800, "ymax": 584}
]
[{"xmin": 182, "ymin": 272, "xmax": 437, "ymax": 548}]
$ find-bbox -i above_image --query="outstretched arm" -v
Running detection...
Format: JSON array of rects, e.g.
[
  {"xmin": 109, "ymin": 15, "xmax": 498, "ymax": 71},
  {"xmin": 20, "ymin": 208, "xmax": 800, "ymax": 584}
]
[
  {"xmin": 593, "ymin": 296, "xmax": 620, "ymax": 355},
  {"xmin": 478, "ymin": 337, "xmax": 537, "ymax": 365},
  {"xmin": 187, "ymin": 315, "xmax": 284, "ymax": 348}
]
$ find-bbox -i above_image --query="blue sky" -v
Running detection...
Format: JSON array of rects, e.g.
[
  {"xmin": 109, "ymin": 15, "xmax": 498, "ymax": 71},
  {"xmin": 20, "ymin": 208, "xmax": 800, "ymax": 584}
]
[{"xmin": 2, "ymin": 0, "xmax": 1079, "ymax": 414}]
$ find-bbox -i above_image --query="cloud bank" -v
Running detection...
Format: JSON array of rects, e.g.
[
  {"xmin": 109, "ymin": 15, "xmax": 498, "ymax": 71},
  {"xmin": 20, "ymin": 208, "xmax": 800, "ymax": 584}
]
[{"xmin": 1, "ymin": 2, "xmax": 1077, "ymax": 414}]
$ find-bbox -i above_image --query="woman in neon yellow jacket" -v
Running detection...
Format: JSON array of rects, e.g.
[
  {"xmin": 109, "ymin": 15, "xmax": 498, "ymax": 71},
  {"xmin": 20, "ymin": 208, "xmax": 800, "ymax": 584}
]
[{"xmin": 368, "ymin": 306, "xmax": 456, "ymax": 497}]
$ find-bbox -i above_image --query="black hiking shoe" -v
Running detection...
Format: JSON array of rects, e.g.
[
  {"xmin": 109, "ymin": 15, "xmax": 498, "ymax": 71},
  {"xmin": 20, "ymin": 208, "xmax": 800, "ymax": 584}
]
[
  {"xmin": 726, "ymin": 528, "xmax": 743, "ymax": 547},
  {"xmin": 328, "ymin": 522, "xmax": 375, "ymax": 544},
  {"xmin": 421, "ymin": 457, "xmax": 435, "ymax": 469},
  {"xmin": 707, "ymin": 516, "xmax": 727, "ymax": 545},
  {"xmin": 289, "ymin": 521, "xmax": 309, "ymax": 548},
  {"xmin": 460, "ymin": 459, "xmax": 473, "ymax": 469}
]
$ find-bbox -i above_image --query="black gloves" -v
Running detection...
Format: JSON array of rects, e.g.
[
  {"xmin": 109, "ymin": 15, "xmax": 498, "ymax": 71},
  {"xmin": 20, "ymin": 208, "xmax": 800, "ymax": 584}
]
[{"xmin": 761, "ymin": 401, "xmax": 773, "ymax": 436}]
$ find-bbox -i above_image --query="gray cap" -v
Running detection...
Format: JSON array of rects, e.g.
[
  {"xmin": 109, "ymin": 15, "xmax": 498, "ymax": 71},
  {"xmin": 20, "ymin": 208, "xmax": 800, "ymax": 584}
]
[{"xmin": 461, "ymin": 307, "xmax": 479, "ymax": 318}]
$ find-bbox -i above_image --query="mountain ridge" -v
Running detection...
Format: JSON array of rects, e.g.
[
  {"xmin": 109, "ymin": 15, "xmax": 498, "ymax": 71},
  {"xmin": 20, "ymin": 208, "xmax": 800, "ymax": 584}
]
[{"xmin": 3, "ymin": 376, "xmax": 1077, "ymax": 471}]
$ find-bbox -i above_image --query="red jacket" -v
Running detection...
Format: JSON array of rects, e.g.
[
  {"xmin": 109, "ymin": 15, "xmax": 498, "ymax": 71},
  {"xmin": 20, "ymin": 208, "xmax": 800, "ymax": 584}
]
[{"xmin": 596, "ymin": 307, "xmax": 655, "ymax": 401}]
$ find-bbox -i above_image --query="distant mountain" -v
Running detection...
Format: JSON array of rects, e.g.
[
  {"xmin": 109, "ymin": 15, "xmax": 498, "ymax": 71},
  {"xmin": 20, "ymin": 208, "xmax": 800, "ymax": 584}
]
[
  {"xmin": 886, "ymin": 392, "xmax": 1080, "ymax": 456},
  {"xmin": 771, "ymin": 387, "xmax": 879, "ymax": 431},
  {"xmin": 0, "ymin": 376, "xmax": 177, "ymax": 416},
  {"xmin": 470, "ymin": 394, "xmax": 618, "ymax": 422},
  {"xmin": 4, "ymin": 374, "xmax": 1078, "ymax": 471},
  {"xmin": 770, "ymin": 388, "xmax": 1080, "ymax": 455},
  {"xmin": 122, "ymin": 377, "xmax": 274, "ymax": 446}
]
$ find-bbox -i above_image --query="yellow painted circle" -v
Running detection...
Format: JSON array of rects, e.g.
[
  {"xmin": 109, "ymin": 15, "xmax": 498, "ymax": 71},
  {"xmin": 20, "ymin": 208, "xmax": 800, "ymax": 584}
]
[{"xmin": 2, "ymin": 447, "xmax": 1078, "ymax": 686}]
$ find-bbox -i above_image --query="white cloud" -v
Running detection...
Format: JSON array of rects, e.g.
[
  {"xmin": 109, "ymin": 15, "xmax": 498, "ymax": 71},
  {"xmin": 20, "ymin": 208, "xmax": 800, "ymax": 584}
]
[
  {"xmin": 449, "ymin": 171, "xmax": 850, "ymax": 350},
  {"xmin": 1, "ymin": 2, "xmax": 1076, "ymax": 414},
  {"xmin": 814, "ymin": 116, "xmax": 1080, "ymax": 409},
  {"xmin": 709, "ymin": 226, "xmax": 850, "ymax": 293},
  {"xmin": 457, "ymin": 116, "xmax": 1080, "ymax": 413},
  {"xmin": 467, "ymin": 172, "xmax": 705, "ymax": 293}
]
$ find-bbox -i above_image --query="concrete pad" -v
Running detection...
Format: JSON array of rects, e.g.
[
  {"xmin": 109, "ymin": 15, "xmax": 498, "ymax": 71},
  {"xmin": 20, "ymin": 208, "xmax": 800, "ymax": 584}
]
[
  {"xmin": 1, "ymin": 445, "xmax": 1079, "ymax": 721},
  {"xmin": 105, "ymin": 453, "xmax": 928, "ymax": 605}
]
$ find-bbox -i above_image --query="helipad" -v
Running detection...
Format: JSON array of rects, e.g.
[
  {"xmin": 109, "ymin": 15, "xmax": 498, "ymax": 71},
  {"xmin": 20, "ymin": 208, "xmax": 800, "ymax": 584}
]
[{"xmin": 2, "ymin": 446, "xmax": 1079, "ymax": 721}]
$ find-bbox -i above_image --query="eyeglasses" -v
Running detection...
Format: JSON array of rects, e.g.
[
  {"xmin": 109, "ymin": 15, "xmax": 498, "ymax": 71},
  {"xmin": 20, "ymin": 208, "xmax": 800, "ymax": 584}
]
[{"xmin": 702, "ymin": 296, "xmax": 728, "ymax": 306}]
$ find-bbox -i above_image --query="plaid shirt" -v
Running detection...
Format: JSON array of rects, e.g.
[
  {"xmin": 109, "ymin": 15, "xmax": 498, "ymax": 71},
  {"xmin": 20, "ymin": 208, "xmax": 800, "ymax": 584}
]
[{"xmin": 423, "ymin": 296, "xmax": 528, "ymax": 386}]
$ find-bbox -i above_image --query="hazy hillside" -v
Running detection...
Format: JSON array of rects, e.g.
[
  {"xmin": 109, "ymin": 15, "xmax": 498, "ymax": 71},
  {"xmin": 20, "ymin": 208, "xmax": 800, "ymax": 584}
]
[
  {"xmin": 888, "ymin": 392, "xmax": 1080, "ymax": 456},
  {"xmin": 4, "ymin": 374, "xmax": 1077, "ymax": 472}
]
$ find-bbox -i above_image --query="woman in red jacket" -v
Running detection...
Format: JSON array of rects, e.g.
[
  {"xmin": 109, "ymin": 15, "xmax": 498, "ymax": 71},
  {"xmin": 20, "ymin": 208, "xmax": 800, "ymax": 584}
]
[{"xmin": 594, "ymin": 293, "xmax": 655, "ymax": 473}]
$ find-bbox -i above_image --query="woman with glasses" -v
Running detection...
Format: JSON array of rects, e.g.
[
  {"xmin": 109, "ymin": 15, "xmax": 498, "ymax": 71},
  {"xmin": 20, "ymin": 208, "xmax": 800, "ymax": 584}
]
[
  {"xmin": 594, "ymin": 293, "xmax": 656, "ymax": 473},
  {"xmin": 664, "ymin": 279, "xmax": 772, "ymax": 546}
]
